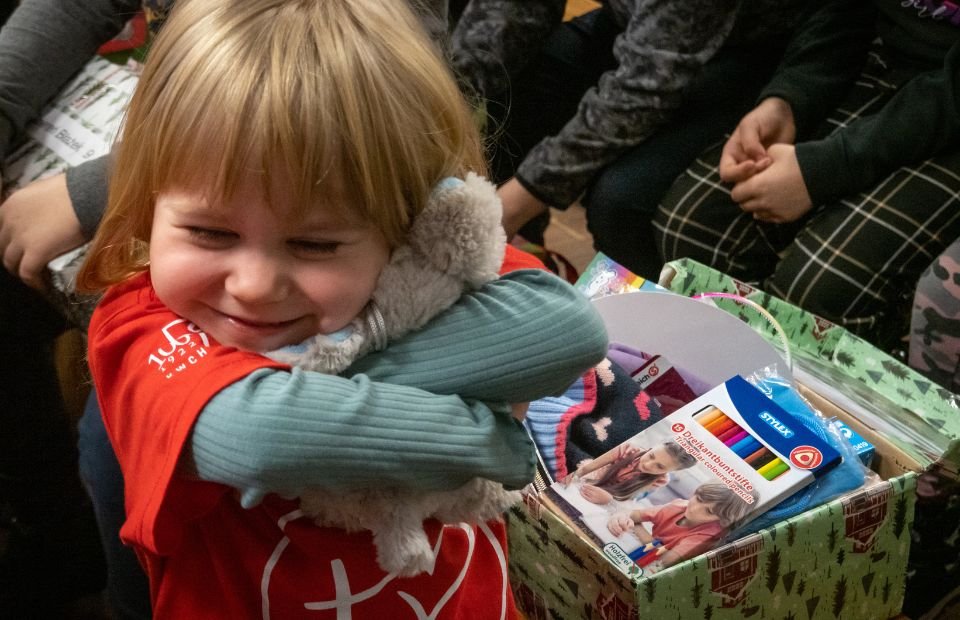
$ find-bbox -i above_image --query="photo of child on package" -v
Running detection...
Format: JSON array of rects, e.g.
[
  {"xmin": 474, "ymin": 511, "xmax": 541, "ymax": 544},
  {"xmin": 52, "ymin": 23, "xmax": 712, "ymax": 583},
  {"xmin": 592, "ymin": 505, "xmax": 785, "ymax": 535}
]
[
  {"xmin": 545, "ymin": 375, "xmax": 841, "ymax": 576},
  {"xmin": 549, "ymin": 412, "xmax": 757, "ymax": 575}
]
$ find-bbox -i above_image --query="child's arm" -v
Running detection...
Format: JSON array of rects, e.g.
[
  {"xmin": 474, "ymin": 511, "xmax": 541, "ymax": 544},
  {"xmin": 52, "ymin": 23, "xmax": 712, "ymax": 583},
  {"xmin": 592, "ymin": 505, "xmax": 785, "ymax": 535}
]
[
  {"xmin": 719, "ymin": 0, "xmax": 876, "ymax": 185},
  {"xmin": 753, "ymin": 0, "xmax": 876, "ymax": 141},
  {"xmin": 188, "ymin": 369, "xmax": 531, "ymax": 495},
  {"xmin": 606, "ymin": 508, "xmax": 653, "ymax": 540},
  {"xmin": 348, "ymin": 268, "xmax": 608, "ymax": 402},
  {"xmin": 656, "ymin": 532, "xmax": 718, "ymax": 568},
  {"xmin": 188, "ymin": 269, "xmax": 607, "ymax": 495},
  {"xmin": 793, "ymin": 41, "xmax": 960, "ymax": 207},
  {"xmin": 570, "ymin": 443, "xmax": 637, "ymax": 481}
]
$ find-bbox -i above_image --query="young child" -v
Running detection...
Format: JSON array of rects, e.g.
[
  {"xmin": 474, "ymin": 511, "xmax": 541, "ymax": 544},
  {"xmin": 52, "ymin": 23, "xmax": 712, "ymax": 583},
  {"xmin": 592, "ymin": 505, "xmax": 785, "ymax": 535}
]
[
  {"xmin": 606, "ymin": 483, "xmax": 753, "ymax": 572},
  {"xmin": 77, "ymin": 0, "xmax": 608, "ymax": 617},
  {"xmin": 565, "ymin": 440, "xmax": 697, "ymax": 506}
]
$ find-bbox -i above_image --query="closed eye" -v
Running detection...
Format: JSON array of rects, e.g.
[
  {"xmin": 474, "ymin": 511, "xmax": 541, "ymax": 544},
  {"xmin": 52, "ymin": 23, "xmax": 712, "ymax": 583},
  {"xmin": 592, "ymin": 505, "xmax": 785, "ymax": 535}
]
[
  {"xmin": 288, "ymin": 239, "xmax": 341, "ymax": 255},
  {"xmin": 186, "ymin": 226, "xmax": 237, "ymax": 244}
]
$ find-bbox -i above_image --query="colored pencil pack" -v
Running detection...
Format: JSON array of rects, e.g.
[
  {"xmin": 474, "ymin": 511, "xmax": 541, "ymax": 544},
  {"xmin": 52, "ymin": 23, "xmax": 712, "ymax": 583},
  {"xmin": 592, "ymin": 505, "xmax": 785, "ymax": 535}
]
[{"xmin": 546, "ymin": 375, "xmax": 842, "ymax": 576}]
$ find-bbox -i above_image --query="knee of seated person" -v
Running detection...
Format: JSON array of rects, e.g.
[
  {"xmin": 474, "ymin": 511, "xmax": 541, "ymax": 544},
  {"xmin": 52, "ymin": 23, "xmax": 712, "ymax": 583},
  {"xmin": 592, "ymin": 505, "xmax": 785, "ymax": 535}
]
[{"xmin": 584, "ymin": 170, "xmax": 662, "ymax": 218}]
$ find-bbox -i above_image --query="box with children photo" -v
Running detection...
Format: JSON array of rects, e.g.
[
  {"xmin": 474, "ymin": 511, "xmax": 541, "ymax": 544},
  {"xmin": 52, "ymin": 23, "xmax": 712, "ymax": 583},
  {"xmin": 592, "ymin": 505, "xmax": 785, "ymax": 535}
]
[
  {"xmin": 509, "ymin": 270, "xmax": 920, "ymax": 620},
  {"xmin": 543, "ymin": 374, "xmax": 841, "ymax": 578}
]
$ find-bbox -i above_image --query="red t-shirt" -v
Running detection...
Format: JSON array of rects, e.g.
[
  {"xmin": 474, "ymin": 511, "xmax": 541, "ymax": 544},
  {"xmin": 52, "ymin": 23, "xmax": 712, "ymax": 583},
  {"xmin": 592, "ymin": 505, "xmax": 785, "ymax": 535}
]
[
  {"xmin": 88, "ymin": 270, "xmax": 522, "ymax": 619},
  {"xmin": 500, "ymin": 243, "xmax": 547, "ymax": 273},
  {"xmin": 638, "ymin": 500, "xmax": 725, "ymax": 561}
]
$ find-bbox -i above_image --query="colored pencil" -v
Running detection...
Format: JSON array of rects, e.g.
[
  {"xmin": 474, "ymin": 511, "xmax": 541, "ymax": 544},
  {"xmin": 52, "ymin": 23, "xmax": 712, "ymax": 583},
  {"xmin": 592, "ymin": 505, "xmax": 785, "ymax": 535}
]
[
  {"xmin": 708, "ymin": 418, "xmax": 737, "ymax": 437},
  {"xmin": 716, "ymin": 425, "xmax": 743, "ymax": 443},
  {"xmin": 730, "ymin": 436, "xmax": 761, "ymax": 458},
  {"xmin": 747, "ymin": 448, "xmax": 778, "ymax": 470},
  {"xmin": 757, "ymin": 458, "xmax": 785, "ymax": 478},
  {"xmin": 723, "ymin": 430, "xmax": 749, "ymax": 447},
  {"xmin": 743, "ymin": 446, "xmax": 769, "ymax": 465},
  {"xmin": 762, "ymin": 461, "xmax": 790, "ymax": 481},
  {"xmin": 704, "ymin": 414, "xmax": 731, "ymax": 434},
  {"xmin": 694, "ymin": 407, "xmax": 724, "ymax": 427},
  {"xmin": 693, "ymin": 405, "xmax": 793, "ymax": 482}
]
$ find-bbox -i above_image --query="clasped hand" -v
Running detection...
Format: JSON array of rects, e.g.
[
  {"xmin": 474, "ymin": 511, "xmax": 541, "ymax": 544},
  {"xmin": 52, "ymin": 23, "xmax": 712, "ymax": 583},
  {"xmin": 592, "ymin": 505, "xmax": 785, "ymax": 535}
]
[{"xmin": 719, "ymin": 97, "xmax": 812, "ymax": 224}]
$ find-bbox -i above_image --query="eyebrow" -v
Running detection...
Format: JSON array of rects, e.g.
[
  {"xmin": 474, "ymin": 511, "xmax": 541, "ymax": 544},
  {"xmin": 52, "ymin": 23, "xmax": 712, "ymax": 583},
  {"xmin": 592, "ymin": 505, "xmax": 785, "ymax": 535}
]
[
  {"xmin": 158, "ymin": 195, "xmax": 218, "ymax": 213},
  {"xmin": 297, "ymin": 208, "xmax": 374, "ymax": 232}
]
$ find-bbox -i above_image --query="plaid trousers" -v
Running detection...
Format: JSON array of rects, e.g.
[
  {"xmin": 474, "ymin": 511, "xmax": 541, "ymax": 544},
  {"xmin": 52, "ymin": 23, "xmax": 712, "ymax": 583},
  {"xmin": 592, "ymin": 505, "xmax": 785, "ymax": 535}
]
[{"xmin": 654, "ymin": 48, "xmax": 960, "ymax": 347}]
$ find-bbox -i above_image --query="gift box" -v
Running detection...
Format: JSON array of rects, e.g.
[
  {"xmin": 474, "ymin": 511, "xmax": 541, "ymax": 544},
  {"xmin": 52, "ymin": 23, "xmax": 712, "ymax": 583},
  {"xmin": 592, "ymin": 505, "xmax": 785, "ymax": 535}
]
[
  {"xmin": 507, "ymin": 258, "xmax": 944, "ymax": 619},
  {"xmin": 662, "ymin": 258, "xmax": 960, "ymax": 619}
]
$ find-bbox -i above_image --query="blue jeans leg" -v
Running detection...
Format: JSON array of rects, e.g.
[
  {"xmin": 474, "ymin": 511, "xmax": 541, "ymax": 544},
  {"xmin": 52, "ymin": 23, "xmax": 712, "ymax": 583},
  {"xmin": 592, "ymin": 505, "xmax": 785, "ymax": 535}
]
[{"xmin": 78, "ymin": 391, "xmax": 152, "ymax": 620}]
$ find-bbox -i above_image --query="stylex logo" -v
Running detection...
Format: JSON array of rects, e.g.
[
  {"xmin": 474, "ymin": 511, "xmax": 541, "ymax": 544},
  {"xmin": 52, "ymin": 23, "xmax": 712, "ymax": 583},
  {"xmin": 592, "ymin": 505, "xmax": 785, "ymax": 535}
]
[{"xmin": 759, "ymin": 411, "xmax": 794, "ymax": 438}]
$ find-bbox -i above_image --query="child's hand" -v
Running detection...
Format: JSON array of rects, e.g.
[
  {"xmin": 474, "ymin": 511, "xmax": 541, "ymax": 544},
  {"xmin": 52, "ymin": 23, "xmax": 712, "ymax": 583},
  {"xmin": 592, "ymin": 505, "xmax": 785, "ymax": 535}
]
[
  {"xmin": 730, "ymin": 144, "xmax": 813, "ymax": 224},
  {"xmin": 607, "ymin": 513, "xmax": 636, "ymax": 537},
  {"xmin": 562, "ymin": 462, "xmax": 590, "ymax": 486},
  {"xmin": 0, "ymin": 174, "xmax": 85, "ymax": 289},
  {"xmin": 719, "ymin": 97, "xmax": 796, "ymax": 184},
  {"xmin": 648, "ymin": 474, "xmax": 669, "ymax": 490},
  {"xmin": 498, "ymin": 177, "xmax": 547, "ymax": 240},
  {"xmin": 579, "ymin": 483, "xmax": 613, "ymax": 505}
]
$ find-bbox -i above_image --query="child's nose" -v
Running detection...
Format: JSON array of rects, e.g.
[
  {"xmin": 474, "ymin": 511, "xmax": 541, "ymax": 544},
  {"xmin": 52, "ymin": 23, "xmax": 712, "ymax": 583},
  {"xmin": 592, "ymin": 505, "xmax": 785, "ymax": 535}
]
[{"xmin": 224, "ymin": 251, "xmax": 288, "ymax": 303}]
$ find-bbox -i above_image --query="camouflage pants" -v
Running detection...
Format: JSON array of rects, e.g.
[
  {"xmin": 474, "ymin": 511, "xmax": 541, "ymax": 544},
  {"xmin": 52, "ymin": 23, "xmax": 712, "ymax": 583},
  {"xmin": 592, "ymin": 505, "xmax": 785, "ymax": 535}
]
[{"xmin": 909, "ymin": 239, "xmax": 960, "ymax": 394}]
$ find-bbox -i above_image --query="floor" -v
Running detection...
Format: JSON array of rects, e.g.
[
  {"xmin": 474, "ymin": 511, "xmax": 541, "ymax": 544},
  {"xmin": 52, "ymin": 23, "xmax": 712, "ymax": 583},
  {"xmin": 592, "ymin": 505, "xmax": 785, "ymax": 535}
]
[
  {"xmin": 563, "ymin": 0, "xmax": 600, "ymax": 21},
  {"xmin": 543, "ymin": 204, "xmax": 597, "ymax": 275}
]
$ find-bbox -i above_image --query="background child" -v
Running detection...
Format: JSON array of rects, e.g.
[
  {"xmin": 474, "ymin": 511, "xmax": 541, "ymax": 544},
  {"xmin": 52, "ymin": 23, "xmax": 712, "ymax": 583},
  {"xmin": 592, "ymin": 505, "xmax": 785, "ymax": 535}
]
[
  {"xmin": 655, "ymin": 1, "xmax": 960, "ymax": 354},
  {"xmin": 78, "ymin": 0, "xmax": 607, "ymax": 617},
  {"xmin": 565, "ymin": 440, "xmax": 697, "ymax": 506},
  {"xmin": 457, "ymin": 0, "xmax": 840, "ymax": 278},
  {"xmin": 606, "ymin": 483, "xmax": 754, "ymax": 572}
]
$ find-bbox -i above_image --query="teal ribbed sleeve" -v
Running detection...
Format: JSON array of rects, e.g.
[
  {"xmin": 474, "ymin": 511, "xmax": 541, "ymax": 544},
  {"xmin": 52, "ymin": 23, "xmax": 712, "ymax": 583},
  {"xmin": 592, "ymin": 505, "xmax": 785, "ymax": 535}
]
[{"xmin": 189, "ymin": 269, "xmax": 608, "ymax": 498}]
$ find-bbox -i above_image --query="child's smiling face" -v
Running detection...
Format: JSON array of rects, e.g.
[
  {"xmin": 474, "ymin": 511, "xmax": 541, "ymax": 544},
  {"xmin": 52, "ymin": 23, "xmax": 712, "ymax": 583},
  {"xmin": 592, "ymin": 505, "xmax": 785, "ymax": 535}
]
[{"xmin": 148, "ymin": 173, "xmax": 391, "ymax": 352}]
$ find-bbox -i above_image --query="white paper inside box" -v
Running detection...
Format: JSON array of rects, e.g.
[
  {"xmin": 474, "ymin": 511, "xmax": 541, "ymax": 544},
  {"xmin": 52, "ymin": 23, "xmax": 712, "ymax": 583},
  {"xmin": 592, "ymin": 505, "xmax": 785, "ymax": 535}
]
[{"xmin": 508, "ymin": 388, "xmax": 917, "ymax": 620}]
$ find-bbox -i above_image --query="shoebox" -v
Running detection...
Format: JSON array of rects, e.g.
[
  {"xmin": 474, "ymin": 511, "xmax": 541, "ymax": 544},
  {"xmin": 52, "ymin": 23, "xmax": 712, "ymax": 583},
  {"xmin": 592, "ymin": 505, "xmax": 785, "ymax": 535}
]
[{"xmin": 506, "ymin": 257, "xmax": 959, "ymax": 619}]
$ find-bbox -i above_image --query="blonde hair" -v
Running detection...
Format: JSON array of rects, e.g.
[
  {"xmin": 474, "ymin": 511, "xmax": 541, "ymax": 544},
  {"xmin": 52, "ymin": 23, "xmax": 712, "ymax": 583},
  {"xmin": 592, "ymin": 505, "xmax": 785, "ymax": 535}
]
[{"xmin": 78, "ymin": 0, "xmax": 486, "ymax": 291}]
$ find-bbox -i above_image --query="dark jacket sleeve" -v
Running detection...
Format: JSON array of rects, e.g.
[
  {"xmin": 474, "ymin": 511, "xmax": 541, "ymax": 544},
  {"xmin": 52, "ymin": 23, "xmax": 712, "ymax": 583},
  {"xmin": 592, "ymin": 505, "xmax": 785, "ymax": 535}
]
[
  {"xmin": 757, "ymin": 0, "xmax": 877, "ymax": 138},
  {"xmin": 0, "ymin": 0, "xmax": 140, "ymax": 155},
  {"xmin": 65, "ymin": 155, "xmax": 111, "ymax": 239},
  {"xmin": 796, "ymin": 40, "xmax": 960, "ymax": 205},
  {"xmin": 450, "ymin": 0, "xmax": 565, "ymax": 102},
  {"xmin": 514, "ymin": 0, "xmax": 738, "ymax": 207}
]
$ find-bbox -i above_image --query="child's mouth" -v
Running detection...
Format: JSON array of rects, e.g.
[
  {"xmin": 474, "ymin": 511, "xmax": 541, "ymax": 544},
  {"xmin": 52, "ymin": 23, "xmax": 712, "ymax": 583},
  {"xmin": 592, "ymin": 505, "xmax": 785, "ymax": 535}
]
[{"xmin": 216, "ymin": 310, "xmax": 300, "ymax": 331}]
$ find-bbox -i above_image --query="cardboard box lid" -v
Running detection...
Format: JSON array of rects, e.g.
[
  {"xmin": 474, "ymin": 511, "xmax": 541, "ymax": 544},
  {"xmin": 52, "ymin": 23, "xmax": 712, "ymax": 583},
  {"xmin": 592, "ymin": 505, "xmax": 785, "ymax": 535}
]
[{"xmin": 592, "ymin": 291, "xmax": 791, "ymax": 387}]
